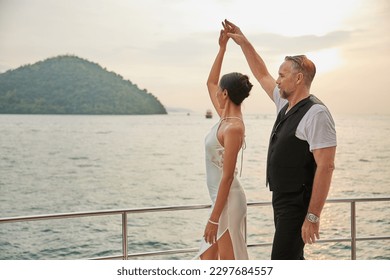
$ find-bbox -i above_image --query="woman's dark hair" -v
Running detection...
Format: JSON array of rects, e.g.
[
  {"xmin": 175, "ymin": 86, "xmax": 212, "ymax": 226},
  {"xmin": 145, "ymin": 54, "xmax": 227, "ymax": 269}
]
[{"xmin": 219, "ymin": 72, "xmax": 253, "ymax": 105}]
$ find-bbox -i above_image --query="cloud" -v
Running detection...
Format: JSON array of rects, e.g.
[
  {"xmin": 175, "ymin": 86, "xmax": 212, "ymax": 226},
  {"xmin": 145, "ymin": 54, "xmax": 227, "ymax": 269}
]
[{"xmin": 247, "ymin": 30, "xmax": 353, "ymax": 55}]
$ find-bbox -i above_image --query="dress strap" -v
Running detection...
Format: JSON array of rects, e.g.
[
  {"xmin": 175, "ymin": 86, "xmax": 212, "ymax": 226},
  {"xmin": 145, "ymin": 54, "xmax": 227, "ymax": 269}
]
[{"xmin": 239, "ymin": 138, "xmax": 246, "ymax": 177}]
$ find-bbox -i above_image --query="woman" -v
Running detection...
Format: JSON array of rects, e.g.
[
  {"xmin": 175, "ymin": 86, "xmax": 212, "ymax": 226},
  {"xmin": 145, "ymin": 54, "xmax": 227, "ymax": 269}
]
[{"xmin": 195, "ymin": 25, "xmax": 253, "ymax": 260}]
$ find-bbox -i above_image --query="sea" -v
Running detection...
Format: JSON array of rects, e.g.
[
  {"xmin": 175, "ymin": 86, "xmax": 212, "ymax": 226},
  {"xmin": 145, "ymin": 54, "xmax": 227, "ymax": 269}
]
[{"xmin": 0, "ymin": 113, "xmax": 389, "ymax": 260}]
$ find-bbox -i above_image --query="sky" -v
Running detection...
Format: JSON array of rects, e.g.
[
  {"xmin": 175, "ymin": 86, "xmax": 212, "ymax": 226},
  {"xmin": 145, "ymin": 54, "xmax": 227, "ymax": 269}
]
[{"xmin": 0, "ymin": 0, "xmax": 389, "ymax": 115}]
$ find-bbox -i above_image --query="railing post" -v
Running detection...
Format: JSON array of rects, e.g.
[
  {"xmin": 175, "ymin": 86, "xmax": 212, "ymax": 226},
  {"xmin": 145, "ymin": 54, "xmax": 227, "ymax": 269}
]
[
  {"xmin": 351, "ymin": 201, "xmax": 356, "ymax": 260},
  {"xmin": 122, "ymin": 212, "xmax": 128, "ymax": 260}
]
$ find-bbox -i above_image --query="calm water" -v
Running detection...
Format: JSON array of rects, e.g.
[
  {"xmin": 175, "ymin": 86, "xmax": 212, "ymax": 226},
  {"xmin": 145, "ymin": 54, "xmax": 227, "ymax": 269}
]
[{"xmin": 0, "ymin": 113, "xmax": 389, "ymax": 260}]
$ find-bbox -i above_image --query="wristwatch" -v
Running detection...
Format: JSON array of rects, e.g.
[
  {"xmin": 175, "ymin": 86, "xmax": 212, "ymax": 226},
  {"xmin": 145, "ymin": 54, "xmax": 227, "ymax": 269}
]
[{"xmin": 306, "ymin": 213, "xmax": 320, "ymax": 223}]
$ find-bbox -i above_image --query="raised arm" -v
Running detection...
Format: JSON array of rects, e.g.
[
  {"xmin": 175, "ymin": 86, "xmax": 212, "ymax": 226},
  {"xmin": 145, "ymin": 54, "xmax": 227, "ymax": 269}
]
[
  {"xmin": 224, "ymin": 19, "xmax": 276, "ymax": 101},
  {"xmin": 207, "ymin": 29, "xmax": 229, "ymax": 117}
]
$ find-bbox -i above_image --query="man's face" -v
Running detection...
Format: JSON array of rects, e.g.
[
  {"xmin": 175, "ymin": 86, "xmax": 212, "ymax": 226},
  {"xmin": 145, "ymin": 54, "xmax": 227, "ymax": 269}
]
[{"xmin": 276, "ymin": 61, "xmax": 300, "ymax": 99}]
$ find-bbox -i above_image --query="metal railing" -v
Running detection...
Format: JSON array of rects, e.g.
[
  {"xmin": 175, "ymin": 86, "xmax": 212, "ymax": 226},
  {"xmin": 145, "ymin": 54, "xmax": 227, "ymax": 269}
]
[{"xmin": 0, "ymin": 197, "xmax": 389, "ymax": 260}]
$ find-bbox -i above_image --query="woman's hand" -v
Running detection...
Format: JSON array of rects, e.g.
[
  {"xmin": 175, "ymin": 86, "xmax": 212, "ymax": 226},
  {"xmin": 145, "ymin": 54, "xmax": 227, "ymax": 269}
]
[
  {"xmin": 218, "ymin": 26, "xmax": 229, "ymax": 49},
  {"xmin": 203, "ymin": 220, "xmax": 219, "ymax": 244}
]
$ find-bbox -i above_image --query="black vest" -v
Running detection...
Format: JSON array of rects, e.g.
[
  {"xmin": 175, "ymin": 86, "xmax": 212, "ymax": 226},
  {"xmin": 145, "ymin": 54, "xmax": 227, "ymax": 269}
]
[{"xmin": 266, "ymin": 95, "xmax": 323, "ymax": 193}]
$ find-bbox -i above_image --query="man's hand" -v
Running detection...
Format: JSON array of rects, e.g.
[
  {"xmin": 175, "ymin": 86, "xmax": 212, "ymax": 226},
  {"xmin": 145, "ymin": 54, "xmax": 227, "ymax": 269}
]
[
  {"xmin": 223, "ymin": 19, "xmax": 246, "ymax": 45},
  {"xmin": 301, "ymin": 219, "xmax": 320, "ymax": 244}
]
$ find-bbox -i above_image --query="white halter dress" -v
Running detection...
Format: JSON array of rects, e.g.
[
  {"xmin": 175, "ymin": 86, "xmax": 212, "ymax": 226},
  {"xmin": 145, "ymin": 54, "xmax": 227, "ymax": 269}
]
[{"xmin": 194, "ymin": 117, "xmax": 248, "ymax": 259}]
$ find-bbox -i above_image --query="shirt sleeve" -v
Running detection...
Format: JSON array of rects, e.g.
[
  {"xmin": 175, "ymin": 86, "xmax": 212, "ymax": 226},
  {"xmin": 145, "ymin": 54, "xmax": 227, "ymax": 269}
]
[{"xmin": 299, "ymin": 105, "xmax": 337, "ymax": 151}]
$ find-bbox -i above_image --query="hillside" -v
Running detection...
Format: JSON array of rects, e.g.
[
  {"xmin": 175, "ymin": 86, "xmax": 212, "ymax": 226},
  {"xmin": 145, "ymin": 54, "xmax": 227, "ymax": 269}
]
[{"xmin": 0, "ymin": 55, "xmax": 167, "ymax": 115}]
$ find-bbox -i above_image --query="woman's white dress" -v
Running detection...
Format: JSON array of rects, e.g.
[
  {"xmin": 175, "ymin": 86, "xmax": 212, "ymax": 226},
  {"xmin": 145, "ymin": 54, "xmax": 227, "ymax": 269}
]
[{"xmin": 194, "ymin": 117, "xmax": 248, "ymax": 259}]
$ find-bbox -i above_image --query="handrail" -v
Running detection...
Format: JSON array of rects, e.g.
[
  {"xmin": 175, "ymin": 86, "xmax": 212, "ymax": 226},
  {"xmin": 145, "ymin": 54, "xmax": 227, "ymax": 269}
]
[{"xmin": 1, "ymin": 197, "xmax": 389, "ymax": 260}]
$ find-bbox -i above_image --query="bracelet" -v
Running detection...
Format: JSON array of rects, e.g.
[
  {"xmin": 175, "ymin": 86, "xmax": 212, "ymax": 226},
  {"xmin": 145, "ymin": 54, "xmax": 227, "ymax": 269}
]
[{"xmin": 208, "ymin": 219, "xmax": 219, "ymax": 225}]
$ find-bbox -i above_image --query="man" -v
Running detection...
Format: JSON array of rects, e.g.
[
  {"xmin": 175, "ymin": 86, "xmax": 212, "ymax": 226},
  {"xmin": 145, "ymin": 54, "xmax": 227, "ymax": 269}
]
[{"xmin": 224, "ymin": 20, "xmax": 337, "ymax": 259}]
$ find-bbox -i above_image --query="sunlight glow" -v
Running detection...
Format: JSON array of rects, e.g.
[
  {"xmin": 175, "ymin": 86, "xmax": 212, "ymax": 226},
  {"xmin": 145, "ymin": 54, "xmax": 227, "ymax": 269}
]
[
  {"xmin": 248, "ymin": 0, "xmax": 363, "ymax": 36},
  {"xmin": 307, "ymin": 48, "xmax": 343, "ymax": 74}
]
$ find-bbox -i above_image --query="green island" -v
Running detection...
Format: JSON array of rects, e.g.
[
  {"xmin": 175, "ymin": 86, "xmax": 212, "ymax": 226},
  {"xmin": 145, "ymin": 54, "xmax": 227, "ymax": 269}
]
[{"xmin": 0, "ymin": 55, "xmax": 167, "ymax": 115}]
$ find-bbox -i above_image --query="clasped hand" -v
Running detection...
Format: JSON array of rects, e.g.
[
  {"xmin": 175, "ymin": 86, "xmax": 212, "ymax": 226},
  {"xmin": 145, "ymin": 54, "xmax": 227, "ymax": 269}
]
[{"xmin": 221, "ymin": 19, "xmax": 245, "ymax": 45}]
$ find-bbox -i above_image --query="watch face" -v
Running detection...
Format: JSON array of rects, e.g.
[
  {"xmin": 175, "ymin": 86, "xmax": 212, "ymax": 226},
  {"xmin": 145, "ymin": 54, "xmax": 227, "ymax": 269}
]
[{"xmin": 307, "ymin": 213, "xmax": 319, "ymax": 223}]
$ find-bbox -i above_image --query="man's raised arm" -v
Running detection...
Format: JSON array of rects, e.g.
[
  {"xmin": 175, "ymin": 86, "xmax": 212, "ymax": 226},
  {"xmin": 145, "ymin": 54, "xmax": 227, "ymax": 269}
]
[{"xmin": 224, "ymin": 19, "xmax": 276, "ymax": 100}]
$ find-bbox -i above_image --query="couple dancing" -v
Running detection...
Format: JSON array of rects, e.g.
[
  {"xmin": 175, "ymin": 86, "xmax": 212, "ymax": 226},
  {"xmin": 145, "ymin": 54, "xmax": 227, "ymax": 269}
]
[{"xmin": 195, "ymin": 20, "xmax": 337, "ymax": 260}]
